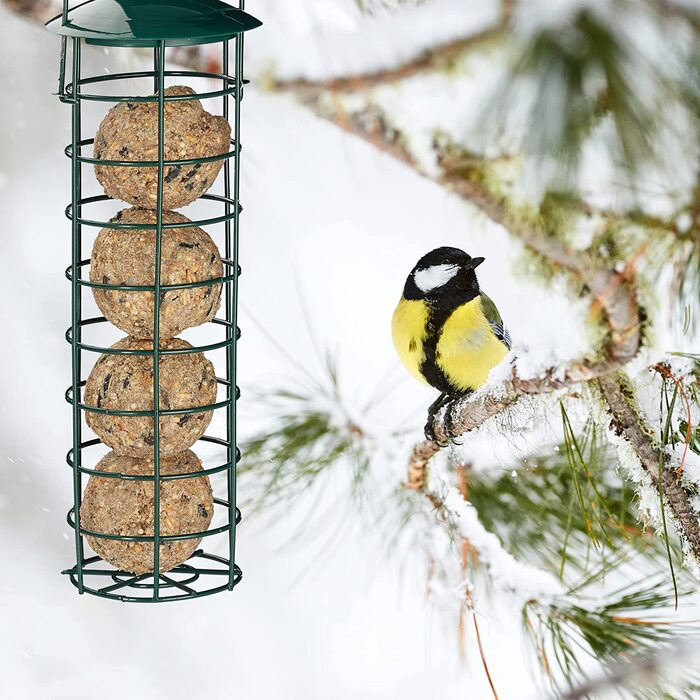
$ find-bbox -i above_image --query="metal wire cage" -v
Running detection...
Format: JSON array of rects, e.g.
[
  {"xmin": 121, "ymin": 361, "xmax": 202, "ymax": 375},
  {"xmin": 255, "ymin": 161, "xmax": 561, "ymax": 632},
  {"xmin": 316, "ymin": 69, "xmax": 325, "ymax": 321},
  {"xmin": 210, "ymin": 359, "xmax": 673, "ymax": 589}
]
[{"xmin": 46, "ymin": 0, "xmax": 262, "ymax": 602}]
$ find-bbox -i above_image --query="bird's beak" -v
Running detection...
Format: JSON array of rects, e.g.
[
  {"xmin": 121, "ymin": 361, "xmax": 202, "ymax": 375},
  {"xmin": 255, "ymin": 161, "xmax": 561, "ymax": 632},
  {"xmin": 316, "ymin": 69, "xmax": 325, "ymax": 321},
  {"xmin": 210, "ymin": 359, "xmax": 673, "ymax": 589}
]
[{"xmin": 469, "ymin": 257, "xmax": 485, "ymax": 269}]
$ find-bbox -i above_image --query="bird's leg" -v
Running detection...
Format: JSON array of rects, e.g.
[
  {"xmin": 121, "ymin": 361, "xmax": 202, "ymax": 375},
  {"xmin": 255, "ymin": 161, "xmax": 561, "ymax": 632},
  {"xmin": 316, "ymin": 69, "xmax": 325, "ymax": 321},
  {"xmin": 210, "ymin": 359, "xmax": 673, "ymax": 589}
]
[
  {"xmin": 445, "ymin": 391, "xmax": 472, "ymax": 442},
  {"xmin": 424, "ymin": 392, "xmax": 451, "ymax": 443}
]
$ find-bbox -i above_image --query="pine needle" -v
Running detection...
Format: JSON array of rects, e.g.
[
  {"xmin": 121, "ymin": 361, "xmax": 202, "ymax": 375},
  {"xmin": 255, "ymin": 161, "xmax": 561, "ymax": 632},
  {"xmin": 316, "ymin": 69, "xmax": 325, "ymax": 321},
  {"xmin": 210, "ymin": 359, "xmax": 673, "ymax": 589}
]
[{"xmin": 657, "ymin": 378, "xmax": 679, "ymax": 610}]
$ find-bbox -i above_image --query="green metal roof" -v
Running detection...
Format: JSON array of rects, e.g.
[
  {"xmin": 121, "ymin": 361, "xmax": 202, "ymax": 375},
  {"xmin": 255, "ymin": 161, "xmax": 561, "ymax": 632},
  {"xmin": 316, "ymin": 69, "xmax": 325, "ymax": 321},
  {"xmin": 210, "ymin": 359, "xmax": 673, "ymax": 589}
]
[{"xmin": 46, "ymin": 0, "xmax": 262, "ymax": 48}]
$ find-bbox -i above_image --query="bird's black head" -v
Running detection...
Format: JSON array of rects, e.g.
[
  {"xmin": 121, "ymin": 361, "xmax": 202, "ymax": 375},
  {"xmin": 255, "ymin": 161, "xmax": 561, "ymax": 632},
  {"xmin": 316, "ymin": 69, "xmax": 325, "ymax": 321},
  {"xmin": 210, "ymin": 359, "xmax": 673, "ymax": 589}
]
[{"xmin": 403, "ymin": 247, "xmax": 485, "ymax": 302}]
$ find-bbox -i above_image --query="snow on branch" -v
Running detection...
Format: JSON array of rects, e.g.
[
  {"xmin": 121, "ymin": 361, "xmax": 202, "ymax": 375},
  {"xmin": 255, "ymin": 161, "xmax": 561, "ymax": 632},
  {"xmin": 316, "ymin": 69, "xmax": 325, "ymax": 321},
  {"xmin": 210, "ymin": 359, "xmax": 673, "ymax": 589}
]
[
  {"xmin": 406, "ymin": 450, "xmax": 562, "ymax": 605},
  {"xmin": 265, "ymin": 1, "xmax": 513, "ymax": 94},
  {"xmin": 600, "ymin": 371, "xmax": 700, "ymax": 567},
  {"xmin": 270, "ymin": 20, "xmax": 506, "ymax": 95}
]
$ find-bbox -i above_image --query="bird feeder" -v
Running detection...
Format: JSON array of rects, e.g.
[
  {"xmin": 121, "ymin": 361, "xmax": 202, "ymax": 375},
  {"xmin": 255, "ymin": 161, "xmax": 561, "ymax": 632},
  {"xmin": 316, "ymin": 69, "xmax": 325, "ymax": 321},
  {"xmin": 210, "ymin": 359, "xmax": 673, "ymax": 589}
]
[{"xmin": 46, "ymin": 0, "xmax": 261, "ymax": 602}]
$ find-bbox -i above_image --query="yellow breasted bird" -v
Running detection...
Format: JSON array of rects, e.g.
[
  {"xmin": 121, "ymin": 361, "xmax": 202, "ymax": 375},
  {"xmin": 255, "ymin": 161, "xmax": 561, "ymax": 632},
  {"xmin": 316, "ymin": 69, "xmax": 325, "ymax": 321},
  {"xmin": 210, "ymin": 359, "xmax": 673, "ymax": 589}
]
[{"xmin": 392, "ymin": 247, "xmax": 511, "ymax": 440}]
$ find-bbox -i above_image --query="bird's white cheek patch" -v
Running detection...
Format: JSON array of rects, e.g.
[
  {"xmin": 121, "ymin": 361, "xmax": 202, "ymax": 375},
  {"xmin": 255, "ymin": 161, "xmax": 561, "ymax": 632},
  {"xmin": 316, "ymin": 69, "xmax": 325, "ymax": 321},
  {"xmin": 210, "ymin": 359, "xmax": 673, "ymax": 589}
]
[{"xmin": 414, "ymin": 264, "xmax": 459, "ymax": 292}]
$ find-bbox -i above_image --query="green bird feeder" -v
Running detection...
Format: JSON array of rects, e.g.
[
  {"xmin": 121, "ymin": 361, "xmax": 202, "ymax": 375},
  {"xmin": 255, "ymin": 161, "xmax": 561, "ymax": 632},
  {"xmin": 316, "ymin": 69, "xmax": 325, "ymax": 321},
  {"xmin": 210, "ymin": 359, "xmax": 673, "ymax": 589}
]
[{"xmin": 46, "ymin": 0, "xmax": 262, "ymax": 602}]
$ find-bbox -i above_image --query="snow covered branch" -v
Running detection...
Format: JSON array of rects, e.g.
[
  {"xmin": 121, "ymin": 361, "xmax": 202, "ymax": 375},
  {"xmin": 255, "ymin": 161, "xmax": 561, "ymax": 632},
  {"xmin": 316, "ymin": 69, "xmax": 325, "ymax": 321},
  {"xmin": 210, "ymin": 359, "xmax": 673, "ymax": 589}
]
[
  {"xmin": 269, "ymin": 1, "xmax": 512, "ymax": 94},
  {"xmin": 270, "ymin": 23, "xmax": 505, "ymax": 95},
  {"xmin": 406, "ymin": 451, "xmax": 562, "ymax": 604},
  {"xmin": 599, "ymin": 371, "xmax": 700, "ymax": 563}
]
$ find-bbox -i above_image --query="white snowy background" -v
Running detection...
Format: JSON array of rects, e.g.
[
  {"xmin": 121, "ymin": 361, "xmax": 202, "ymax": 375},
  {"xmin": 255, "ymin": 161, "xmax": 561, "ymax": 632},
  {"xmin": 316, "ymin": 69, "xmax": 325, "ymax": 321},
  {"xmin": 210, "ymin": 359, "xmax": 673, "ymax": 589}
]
[{"xmin": 0, "ymin": 2, "xmax": 695, "ymax": 698}]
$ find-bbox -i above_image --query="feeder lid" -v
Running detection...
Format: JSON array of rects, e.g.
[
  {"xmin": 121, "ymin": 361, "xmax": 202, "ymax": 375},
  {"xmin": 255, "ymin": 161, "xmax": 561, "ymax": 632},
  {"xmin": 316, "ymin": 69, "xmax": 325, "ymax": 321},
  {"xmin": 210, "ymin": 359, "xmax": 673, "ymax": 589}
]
[{"xmin": 46, "ymin": 0, "xmax": 262, "ymax": 48}]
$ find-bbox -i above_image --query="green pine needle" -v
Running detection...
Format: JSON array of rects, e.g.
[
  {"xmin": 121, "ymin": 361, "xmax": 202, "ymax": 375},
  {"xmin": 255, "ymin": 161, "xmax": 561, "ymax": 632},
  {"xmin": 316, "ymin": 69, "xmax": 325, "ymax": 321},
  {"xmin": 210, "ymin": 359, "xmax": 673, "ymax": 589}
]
[
  {"xmin": 524, "ymin": 575, "xmax": 699, "ymax": 696},
  {"xmin": 467, "ymin": 421, "xmax": 670, "ymax": 578},
  {"xmin": 484, "ymin": 3, "xmax": 700, "ymax": 183},
  {"xmin": 239, "ymin": 354, "xmax": 373, "ymax": 513}
]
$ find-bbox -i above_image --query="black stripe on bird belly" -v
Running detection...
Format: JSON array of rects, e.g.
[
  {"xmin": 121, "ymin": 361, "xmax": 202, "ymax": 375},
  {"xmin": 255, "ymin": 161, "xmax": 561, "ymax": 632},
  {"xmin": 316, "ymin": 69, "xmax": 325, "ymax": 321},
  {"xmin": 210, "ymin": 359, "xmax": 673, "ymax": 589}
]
[
  {"xmin": 419, "ymin": 353, "xmax": 456, "ymax": 395},
  {"xmin": 419, "ymin": 294, "xmax": 473, "ymax": 396}
]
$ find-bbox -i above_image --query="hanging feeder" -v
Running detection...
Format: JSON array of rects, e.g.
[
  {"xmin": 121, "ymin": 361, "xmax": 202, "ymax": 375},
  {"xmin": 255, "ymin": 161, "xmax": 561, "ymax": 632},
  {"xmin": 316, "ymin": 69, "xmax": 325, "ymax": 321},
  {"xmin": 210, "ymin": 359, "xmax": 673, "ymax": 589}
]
[{"xmin": 46, "ymin": 0, "xmax": 262, "ymax": 602}]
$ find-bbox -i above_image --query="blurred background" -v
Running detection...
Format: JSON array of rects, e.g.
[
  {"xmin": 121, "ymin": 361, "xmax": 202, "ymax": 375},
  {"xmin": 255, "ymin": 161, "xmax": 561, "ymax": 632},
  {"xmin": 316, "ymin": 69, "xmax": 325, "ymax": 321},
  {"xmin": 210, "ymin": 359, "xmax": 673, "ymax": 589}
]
[{"xmin": 1, "ymin": 1, "xmax": 700, "ymax": 698}]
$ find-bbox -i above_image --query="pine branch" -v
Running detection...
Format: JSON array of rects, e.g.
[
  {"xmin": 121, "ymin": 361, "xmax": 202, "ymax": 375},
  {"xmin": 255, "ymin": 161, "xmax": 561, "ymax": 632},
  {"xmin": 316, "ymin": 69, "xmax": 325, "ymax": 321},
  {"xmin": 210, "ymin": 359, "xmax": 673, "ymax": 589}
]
[
  {"xmin": 405, "ymin": 436, "xmax": 699, "ymax": 695},
  {"xmin": 525, "ymin": 575, "xmax": 700, "ymax": 696},
  {"xmin": 405, "ymin": 452, "xmax": 563, "ymax": 601},
  {"xmin": 598, "ymin": 372, "xmax": 700, "ymax": 563},
  {"xmin": 465, "ymin": 426, "xmax": 667, "ymax": 575},
  {"xmin": 271, "ymin": 23, "xmax": 505, "ymax": 96},
  {"xmin": 284, "ymin": 97, "xmax": 695, "ymax": 567},
  {"xmin": 561, "ymin": 639, "xmax": 700, "ymax": 700},
  {"xmin": 270, "ymin": 0, "xmax": 513, "ymax": 95}
]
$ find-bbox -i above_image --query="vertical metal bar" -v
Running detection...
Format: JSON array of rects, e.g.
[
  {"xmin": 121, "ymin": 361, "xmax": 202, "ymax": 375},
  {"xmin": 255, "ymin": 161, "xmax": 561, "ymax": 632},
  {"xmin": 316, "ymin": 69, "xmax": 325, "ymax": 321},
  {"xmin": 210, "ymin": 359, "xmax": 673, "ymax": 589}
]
[
  {"xmin": 153, "ymin": 46, "xmax": 160, "ymax": 94},
  {"xmin": 58, "ymin": 37, "xmax": 68, "ymax": 99},
  {"xmin": 152, "ymin": 40, "xmax": 166, "ymax": 598},
  {"xmin": 70, "ymin": 37, "xmax": 84, "ymax": 593},
  {"xmin": 62, "ymin": 0, "xmax": 69, "ymax": 25},
  {"xmin": 228, "ymin": 31, "xmax": 245, "ymax": 589},
  {"xmin": 222, "ymin": 40, "xmax": 235, "ymax": 585}
]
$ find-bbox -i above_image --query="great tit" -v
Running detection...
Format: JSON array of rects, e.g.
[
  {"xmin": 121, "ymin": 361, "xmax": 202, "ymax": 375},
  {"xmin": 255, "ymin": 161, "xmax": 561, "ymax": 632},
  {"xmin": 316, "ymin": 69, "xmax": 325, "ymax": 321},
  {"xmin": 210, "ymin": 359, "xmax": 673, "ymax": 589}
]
[{"xmin": 391, "ymin": 247, "xmax": 511, "ymax": 441}]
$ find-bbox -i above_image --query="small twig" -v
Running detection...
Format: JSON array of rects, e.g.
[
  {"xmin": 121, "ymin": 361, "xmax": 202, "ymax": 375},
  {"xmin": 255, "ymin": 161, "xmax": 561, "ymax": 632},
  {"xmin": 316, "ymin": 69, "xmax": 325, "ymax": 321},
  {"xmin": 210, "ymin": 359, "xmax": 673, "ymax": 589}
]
[
  {"xmin": 456, "ymin": 463, "xmax": 500, "ymax": 700},
  {"xmin": 610, "ymin": 615, "xmax": 700, "ymax": 626},
  {"xmin": 467, "ymin": 590, "xmax": 501, "ymax": 700}
]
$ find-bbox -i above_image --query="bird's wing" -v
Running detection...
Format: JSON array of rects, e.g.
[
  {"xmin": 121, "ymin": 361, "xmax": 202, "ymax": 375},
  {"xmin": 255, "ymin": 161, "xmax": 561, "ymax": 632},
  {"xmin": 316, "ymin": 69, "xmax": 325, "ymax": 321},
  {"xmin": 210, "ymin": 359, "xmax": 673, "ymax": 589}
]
[{"xmin": 479, "ymin": 292, "xmax": 511, "ymax": 350}]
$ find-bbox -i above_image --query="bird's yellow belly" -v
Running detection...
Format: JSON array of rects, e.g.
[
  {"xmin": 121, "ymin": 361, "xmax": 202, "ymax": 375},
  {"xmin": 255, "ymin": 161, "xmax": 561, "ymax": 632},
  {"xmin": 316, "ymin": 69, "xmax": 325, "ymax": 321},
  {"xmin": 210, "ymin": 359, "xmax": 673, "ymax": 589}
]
[
  {"xmin": 391, "ymin": 298, "xmax": 430, "ymax": 386},
  {"xmin": 436, "ymin": 299, "xmax": 508, "ymax": 391}
]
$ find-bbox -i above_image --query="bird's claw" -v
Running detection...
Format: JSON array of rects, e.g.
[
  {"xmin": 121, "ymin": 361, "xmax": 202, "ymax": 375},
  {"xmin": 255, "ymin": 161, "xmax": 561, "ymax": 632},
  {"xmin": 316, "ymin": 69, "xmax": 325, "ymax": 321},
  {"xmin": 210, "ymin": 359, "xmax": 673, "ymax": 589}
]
[
  {"xmin": 424, "ymin": 393, "xmax": 465, "ymax": 446},
  {"xmin": 424, "ymin": 412, "xmax": 451, "ymax": 447},
  {"xmin": 424, "ymin": 417, "xmax": 440, "ymax": 444}
]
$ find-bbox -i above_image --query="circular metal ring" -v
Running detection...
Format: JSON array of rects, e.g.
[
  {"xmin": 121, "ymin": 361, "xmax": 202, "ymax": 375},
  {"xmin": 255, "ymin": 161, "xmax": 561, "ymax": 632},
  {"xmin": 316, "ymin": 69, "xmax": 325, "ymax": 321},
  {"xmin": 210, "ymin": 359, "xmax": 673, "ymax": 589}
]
[
  {"xmin": 66, "ymin": 435, "xmax": 241, "ymax": 481},
  {"xmin": 65, "ymin": 377, "xmax": 238, "ymax": 417},
  {"xmin": 62, "ymin": 552, "xmax": 242, "ymax": 603},
  {"xmin": 65, "ymin": 138, "xmax": 240, "ymax": 167},
  {"xmin": 64, "ymin": 317, "xmax": 241, "ymax": 356},
  {"xmin": 64, "ymin": 70, "xmax": 249, "ymax": 103},
  {"xmin": 111, "ymin": 564, "xmax": 200, "ymax": 589},
  {"xmin": 65, "ymin": 258, "xmax": 241, "ymax": 291},
  {"xmin": 65, "ymin": 193, "xmax": 242, "ymax": 230},
  {"xmin": 67, "ymin": 500, "xmax": 241, "ymax": 543}
]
